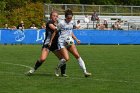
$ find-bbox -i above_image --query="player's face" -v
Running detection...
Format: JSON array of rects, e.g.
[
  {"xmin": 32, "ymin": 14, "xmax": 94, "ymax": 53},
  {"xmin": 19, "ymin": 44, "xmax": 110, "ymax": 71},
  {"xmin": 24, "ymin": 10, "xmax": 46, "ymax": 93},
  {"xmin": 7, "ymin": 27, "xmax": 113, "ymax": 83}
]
[
  {"xmin": 66, "ymin": 15, "xmax": 73, "ymax": 23},
  {"xmin": 51, "ymin": 12, "xmax": 58, "ymax": 22}
]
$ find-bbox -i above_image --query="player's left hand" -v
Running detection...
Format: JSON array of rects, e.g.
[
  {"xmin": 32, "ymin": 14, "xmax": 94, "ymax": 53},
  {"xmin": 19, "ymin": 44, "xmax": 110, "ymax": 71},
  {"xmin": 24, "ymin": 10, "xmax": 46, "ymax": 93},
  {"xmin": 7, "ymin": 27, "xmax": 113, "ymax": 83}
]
[
  {"xmin": 48, "ymin": 42, "xmax": 52, "ymax": 47},
  {"xmin": 76, "ymin": 39, "xmax": 80, "ymax": 44}
]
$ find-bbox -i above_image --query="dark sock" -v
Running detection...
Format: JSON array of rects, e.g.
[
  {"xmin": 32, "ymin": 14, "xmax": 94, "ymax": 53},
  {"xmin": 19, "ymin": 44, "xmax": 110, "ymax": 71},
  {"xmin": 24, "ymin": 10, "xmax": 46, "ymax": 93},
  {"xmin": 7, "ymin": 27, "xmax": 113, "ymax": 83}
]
[
  {"xmin": 60, "ymin": 64, "xmax": 66, "ymax": 74},
  {"xmin": 34, "ymin": 60, "xmax": 43, "ymax": 70}
]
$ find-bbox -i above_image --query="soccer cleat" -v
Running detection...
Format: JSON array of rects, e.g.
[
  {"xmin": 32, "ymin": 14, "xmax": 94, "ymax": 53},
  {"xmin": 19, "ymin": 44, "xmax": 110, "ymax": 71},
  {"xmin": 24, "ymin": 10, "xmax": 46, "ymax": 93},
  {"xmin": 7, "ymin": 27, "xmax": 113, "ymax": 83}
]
[
  {"xmin": 61, "ymin": 74, "xmax": 68, "ymax": 77},
  {"xmin": 84, "ymin": 72, "xmax": 92, "ymax": 77},
  {"xmin": 25, "ymin": 68, "xmax": 35, "ymax": 76},
  {"xmin": 55, "ymin": 68, "xmax": 59, "ymax": 77}
]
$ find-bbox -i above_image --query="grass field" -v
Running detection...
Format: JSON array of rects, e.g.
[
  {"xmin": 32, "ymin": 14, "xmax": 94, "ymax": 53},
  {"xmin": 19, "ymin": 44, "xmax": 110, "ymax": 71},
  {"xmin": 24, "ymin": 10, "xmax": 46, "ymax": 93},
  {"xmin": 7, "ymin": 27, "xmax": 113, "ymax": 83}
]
[{"xmin": 0, "ymin": 45, "xmax": 140, "ymax": 93}]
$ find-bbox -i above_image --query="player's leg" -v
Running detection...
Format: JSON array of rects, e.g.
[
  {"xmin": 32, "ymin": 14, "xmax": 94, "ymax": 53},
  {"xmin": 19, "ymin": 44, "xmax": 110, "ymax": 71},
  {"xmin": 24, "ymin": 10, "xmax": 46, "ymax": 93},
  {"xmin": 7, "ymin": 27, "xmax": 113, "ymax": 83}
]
[
  {"xmin": 34, "ymin": 48, "xmax": 49, "ymax": 70},
  {"xmin": 54, "ymin": 37, "xmax": 70, "ymax": 76},
  {"xmin": 56, "ymin": 45, "xmax": 70, "ymax": 68},
  {"xmin": 53, "ymin": 50, "xmax": 68, "ymax": 77},
  {"xmin": 55, "ymin": 48, "xmax": 69, "ymax": 75},
  {"xmin": 26, "ymin": 48, "xmax": 49, "ymax": 75},
  {"xmin": 60, "ymin": 64, "xmax": 67, "ymax": 77},
  {"xmin": 67, "ymin": 44, "xmax": 91, "ymax": 77}
]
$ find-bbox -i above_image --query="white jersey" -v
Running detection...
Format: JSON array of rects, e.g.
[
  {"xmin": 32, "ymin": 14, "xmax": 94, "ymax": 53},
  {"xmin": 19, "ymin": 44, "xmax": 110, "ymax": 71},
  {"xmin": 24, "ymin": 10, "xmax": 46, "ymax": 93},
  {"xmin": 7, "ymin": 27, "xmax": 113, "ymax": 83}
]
[
  {"xmin": 58, "ymin": 20, "xmax": 75, "ymax": 37},
  {"xmin": 57, "ymin": 20, "xmax": 75, "ymax": 49}
]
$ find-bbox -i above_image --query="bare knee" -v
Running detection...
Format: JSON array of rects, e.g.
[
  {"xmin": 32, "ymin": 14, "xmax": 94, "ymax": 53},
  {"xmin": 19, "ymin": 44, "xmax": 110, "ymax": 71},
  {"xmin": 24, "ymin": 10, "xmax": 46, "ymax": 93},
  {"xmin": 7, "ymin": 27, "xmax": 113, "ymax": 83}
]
[
  {"xmin": 65, "ymin": 58, "xmax": 69, "ymax": 62},
  {"xmin": 64, "ymin": 57, "xmax": 69, "ymax": 62},
  {"xmin": 39, "ymin": 57, "xmax": 46, "ymax": 62},
  {"xmin": 76, "ymin": 54, "xmax": 80, "ymax": 59},
  {"xmin": 74, "ymin": 54, "xmax": 80, "ymax": 59}
]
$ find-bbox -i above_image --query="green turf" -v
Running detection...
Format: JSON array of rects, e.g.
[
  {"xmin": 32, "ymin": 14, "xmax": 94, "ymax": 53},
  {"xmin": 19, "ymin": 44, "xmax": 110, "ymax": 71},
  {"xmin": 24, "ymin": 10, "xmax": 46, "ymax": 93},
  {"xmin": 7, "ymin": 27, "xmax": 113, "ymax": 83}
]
[{"xmin": 0, "ymin": 45, "xmax": 140, "ymax": 93}]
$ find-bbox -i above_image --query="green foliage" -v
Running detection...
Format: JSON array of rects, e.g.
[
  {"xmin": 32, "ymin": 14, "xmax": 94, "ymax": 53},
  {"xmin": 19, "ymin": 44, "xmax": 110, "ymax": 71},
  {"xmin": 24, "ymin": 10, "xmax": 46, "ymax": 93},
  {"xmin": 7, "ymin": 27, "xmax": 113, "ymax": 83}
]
[
  {"xmin": 7, "ymin": 2, "xmax": 44, "ymax": 28},
  {"xmin": 4, "ymin": 0, "xmax": 30, "ymax": 11},
  {"xmin": 116, "ymin": 0, "xmax": 140, "ymax": 5},
  {"xmin": 0, "ymin": 14, "xmax": 7, "ymax": 27},
  {"xmin": 93, "ymin": 0, "xmax": 117, "ymax": 5},
  {"xmin": 0, "ymin": 1, "xmax": 6, "ymax": 12},
  {"xmin": 80, "ymin": 0, "xmax": 93, "ymax": 4},
  {"xmin": 53, "ymin": 0, "xmax": 80, "ymax": 4},
  {"xmin": 31, "ymin": 0, "xmax": 51, "ymax": 3},
  {"xmin": 128, "ymin": 0, "xmax": 140, "ymax": 6}
]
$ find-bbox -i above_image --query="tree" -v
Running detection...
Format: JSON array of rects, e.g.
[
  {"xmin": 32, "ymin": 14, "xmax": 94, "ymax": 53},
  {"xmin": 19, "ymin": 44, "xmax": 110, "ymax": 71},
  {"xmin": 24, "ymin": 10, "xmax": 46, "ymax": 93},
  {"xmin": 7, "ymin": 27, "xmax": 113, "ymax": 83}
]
[
  {"xmin": 53, "ymin": 0, "xmax": 80, "ymax": 4},
  {"xmin": 4, "ymin": 0, "xmax": 30, "ymax": 11},
  {"xmin": 126, "ymin": 0, "xmax": 140, "ymax": 6},
  {"xmin": 0, "ymin": 1, "xmax": 6, "ymax": 12},
  {"xmin": 80, "ymin": 0, "xmax": 93, "ymax": 4},
  {"xmin": 8, "ymin": 2, "xmax": 44, "ymax": 28},
  {"xmin": 31, "ymin": 0, "xmax": 51, "ymax": 3},
  {"xmin": 93, "ymin": 0, "xmax": 117, "ymax": 5}
]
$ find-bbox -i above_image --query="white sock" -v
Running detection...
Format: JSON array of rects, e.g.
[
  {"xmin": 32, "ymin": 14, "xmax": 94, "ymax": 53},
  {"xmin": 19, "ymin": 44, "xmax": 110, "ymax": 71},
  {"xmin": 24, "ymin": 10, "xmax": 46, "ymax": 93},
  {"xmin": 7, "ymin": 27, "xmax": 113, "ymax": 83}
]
[
  {"xmin": 77, "ymin": 57, "xmax": 87, "ymax": 73},
  {"xmin": 57, "ymin": 59, "xmax": 66, "ymax": 69}
]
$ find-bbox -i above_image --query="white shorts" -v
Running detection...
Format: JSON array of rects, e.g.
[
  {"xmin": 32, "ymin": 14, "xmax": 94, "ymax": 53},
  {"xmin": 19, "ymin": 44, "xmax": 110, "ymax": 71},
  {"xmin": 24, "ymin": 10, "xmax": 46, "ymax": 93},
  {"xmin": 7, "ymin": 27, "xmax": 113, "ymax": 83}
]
[{"xmin": 58, "ymin": 36, "xmax": 74, "ymax": 49}]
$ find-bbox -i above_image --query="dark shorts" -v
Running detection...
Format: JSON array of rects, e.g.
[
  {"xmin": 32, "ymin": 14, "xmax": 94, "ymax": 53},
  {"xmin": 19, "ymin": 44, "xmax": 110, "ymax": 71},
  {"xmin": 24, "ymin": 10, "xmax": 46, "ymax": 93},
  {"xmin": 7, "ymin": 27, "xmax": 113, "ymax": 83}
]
[{"xmin": 42, "ymin": 43, "xmax": 58, "ymax": 51}]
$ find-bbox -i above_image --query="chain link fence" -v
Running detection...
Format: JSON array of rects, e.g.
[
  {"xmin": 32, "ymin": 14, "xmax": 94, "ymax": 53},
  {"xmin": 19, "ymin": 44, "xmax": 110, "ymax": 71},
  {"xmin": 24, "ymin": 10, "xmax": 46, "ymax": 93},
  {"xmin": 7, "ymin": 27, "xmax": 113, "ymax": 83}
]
[{"xmin": 44, "ymin": 4, "xmax": 140, "ymax": 16}]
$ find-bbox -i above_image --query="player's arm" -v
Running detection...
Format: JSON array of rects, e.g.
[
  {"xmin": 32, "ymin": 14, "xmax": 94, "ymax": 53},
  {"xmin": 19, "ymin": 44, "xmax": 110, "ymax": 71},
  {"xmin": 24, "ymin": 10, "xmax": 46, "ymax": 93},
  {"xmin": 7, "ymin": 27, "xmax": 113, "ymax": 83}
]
[
  {"xmin": 48, "ymin": 24, "xmax": 58, "ymax": 47},
  {"xmin": 72, "ymin": 32, "xmax": 80, "ymax": 44},
  {"xmin": 76, "ymin": 25, "xmax": 81, "ymax": 29},
  {"xmin": 73, "ymin": 24, "xmax": 80, "ymax": 29}
]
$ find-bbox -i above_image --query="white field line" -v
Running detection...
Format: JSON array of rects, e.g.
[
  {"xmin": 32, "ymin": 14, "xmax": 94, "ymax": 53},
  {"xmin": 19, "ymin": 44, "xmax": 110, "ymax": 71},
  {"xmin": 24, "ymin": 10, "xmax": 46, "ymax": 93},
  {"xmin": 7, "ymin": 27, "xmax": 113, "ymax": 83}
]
[
  {"xmin": 0, "ymin": 62, "xmax": 32, "ymax": 69},
  {"xmin": 0, "ymin": 62, "xmax": 32, "ymax": 75},
  {"xmin": 0, "ymin": 62, "xmax": 140, "ymax": 84}
]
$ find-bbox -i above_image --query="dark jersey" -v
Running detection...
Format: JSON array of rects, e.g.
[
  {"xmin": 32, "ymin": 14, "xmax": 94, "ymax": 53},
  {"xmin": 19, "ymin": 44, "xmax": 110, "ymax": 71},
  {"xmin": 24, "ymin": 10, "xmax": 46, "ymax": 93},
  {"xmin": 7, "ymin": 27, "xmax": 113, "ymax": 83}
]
[{"xmin": 42, "ymin": 20, "xmax": 59, "ymax": 51}]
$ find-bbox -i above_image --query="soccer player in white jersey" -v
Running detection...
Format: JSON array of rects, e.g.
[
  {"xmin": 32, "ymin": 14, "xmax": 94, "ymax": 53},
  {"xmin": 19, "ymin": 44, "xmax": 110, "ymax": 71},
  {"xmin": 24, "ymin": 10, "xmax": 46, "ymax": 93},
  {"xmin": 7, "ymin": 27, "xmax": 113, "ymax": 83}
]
[{"xmin": 55, "ymin": 9, "xmax": 91, "ymax": 77}]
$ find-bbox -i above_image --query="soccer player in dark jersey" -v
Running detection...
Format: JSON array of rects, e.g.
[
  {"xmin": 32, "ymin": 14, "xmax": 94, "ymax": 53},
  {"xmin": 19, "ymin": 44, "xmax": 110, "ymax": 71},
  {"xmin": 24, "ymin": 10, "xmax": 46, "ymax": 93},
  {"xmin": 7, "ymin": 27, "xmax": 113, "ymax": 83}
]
[{"xmin": 26, "ymin": 11, "xmax": 67, "ymax": 77}]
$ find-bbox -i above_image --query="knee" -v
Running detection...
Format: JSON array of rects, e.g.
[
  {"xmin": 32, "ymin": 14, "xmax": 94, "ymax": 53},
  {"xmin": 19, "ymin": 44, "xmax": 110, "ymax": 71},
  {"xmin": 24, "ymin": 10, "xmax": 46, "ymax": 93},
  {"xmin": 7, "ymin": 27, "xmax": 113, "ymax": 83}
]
[
  {"xmin": 39, "ymin": 58, "xmax": 46, "ymax": 62},
  {"xmin": 74, "ymin": 54, "xmax": 80, "ymax": 59},
  {"xmin": 64, "ymin": 57, "xmax": 69, "ymax": 62},
  {"xmin": 75, "ymin": 56, "xmax": 80, "ymax": 59}
]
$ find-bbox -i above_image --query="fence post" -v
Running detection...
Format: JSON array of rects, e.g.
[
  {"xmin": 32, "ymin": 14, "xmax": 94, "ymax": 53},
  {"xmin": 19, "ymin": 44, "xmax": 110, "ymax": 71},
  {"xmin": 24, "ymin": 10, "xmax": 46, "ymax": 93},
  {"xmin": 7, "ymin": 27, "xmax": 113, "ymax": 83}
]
[
  {"xmin": 131, "ymin": 6, "xmax": 133, "ymax": 16},
  {"xmin": 128, "ymin": 23, "xmax": 129, "ymax": 30},
  {"xmin": 99, "ymin": 5, "xmax": 101, "ymax": 15},
  {"xmin": 115, "ymin": 5, "xmax": 118, "ymax": 16},
  {"xmin": 82, "ymin": 5, "xmax": 85, "ymax": 15}
]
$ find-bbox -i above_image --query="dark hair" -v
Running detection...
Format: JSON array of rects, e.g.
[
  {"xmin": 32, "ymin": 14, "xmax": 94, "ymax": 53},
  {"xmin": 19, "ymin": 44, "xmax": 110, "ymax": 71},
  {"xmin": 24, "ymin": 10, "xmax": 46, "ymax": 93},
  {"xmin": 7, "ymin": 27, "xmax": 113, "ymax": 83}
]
[
  {"xmin": 65, "ymin": 9, "xmax": 73, "ymax": 18},
  {"xmin": 77, "ymin": 20, "xmax": 80, "ymax": 22}
]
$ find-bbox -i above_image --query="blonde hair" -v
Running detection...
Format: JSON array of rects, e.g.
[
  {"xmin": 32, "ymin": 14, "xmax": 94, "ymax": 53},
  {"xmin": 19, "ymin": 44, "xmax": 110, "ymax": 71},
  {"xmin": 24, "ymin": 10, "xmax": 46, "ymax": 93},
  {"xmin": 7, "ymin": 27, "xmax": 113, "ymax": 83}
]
[{"xmin": 50, "ymin": 11, "xmax": 58, "ymax": 18}]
